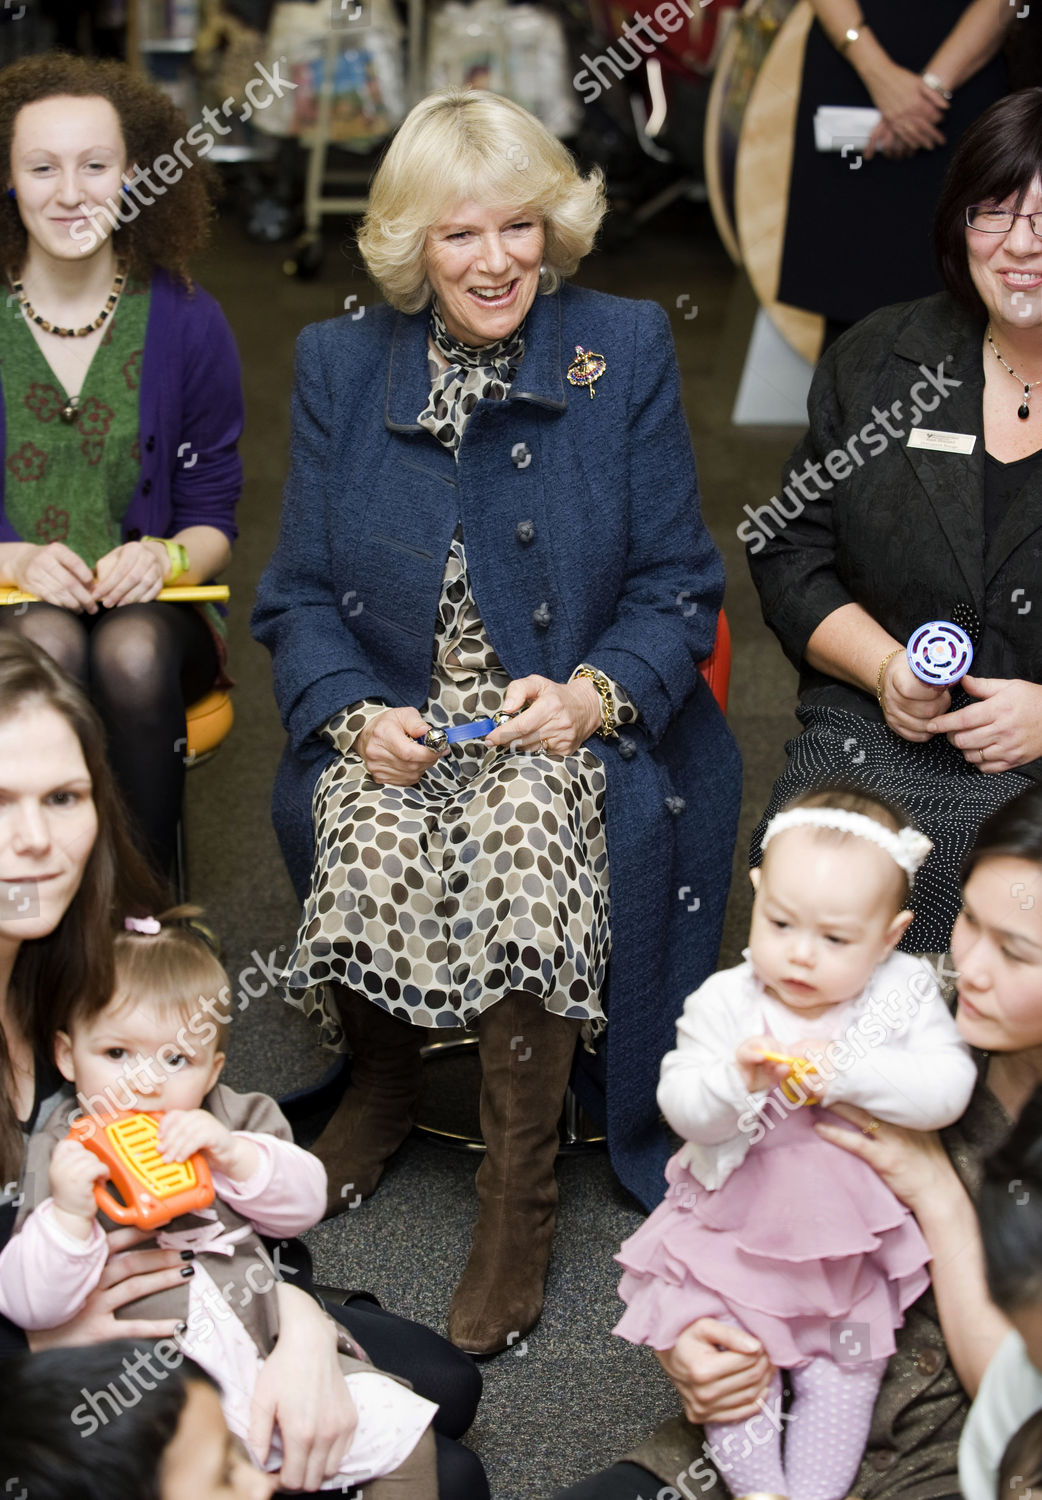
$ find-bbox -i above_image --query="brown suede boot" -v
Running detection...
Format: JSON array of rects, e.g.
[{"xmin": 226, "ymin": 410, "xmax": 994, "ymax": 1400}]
[
  {"xmin": 446, "ymin": 991, "xmax": 582, "ymax": 1355},
  {"xmin": 309, "ymin": 986, "xmax": 426, "ymax": 1217}
]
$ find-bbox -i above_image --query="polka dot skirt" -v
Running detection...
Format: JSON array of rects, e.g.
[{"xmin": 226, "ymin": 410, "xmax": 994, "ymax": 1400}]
[
  {"xmin": 282, "ymin": 538, "xmax": 627, "ymax": 1037},
  {"xmin": 750, "ymin": 702, "xmax": 1033, "ymax": 953}
]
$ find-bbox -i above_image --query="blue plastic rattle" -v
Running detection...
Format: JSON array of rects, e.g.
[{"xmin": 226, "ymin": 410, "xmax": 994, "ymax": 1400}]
[{"xmin": 906, "ymin": 620, "xmax": 974, "ymax": 687}]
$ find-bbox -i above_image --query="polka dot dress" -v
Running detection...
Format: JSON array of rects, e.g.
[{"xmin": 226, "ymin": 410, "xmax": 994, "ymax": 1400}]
[
  {"xmin": 282, "ymin": 538, "xmax": 635, "ymax": 1037},
  {"xmin": 751, "ymin": 702, "xmax": 1032, "ymax": 952}
]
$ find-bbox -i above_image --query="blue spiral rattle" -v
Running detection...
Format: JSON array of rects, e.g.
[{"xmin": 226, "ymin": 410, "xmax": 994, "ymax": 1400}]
[{"xmin": 906, "ymin": 620, "xmax": 974, "ymax": 687}]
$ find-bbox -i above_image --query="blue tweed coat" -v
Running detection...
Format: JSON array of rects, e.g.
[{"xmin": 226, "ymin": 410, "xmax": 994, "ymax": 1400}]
[{"xmin": 252, "ymin": 283, "xmax": 742, "ymax": 1210}]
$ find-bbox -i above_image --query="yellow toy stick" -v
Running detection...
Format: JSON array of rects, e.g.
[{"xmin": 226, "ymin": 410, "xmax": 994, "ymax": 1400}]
[
  {"xmin": 0, "ymin": 585, "xmax": 230, "ymax": 606},
  {"xmin": 758, "ymin": 1049, "xmax": 821, "ymax": 1107},
  {"xmin": 759, "ymin": 1049, "xmax": 803, "ymax": 1068}
]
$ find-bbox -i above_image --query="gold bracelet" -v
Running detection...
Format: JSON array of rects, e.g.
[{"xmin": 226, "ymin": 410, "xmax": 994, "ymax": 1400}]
[
  {"xmin": 571, "ymin": 664, "xmax": 618, "ymax": 740},
  {"xmin": 876, "ymin": 647, "xmax": 903, "ymax": 705}
]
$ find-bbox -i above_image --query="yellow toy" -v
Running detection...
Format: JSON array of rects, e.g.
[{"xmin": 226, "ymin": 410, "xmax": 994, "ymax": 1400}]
[
  {"xmin": 759, "ymin": 1049, "xmax": 822, "ymax": 1107},
  {"xmin": 67, "ymin": 1111, "xmax": 214, "ymax": 1231}
]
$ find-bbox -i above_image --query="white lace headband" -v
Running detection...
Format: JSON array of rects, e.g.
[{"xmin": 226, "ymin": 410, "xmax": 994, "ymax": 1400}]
[{"xmin": 761, "ymin": 808, "xmax": 933, "ymax": 878}]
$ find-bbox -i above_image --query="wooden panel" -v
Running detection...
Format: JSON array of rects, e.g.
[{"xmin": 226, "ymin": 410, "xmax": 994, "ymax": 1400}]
[{"xmin": 735, "ymin": 0, "xmax": 824, "ymax": 365}]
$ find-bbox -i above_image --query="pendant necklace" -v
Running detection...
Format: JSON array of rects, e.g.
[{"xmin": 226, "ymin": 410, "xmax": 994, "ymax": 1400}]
[{"xmin": 986, "ymin": 325, "xmax": 1042, "ymax": 420}]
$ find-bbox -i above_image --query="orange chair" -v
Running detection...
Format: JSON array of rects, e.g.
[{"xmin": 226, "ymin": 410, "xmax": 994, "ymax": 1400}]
[{"xmin": 699, "ymin": 607, "xmax": 731, "ymax": 716}]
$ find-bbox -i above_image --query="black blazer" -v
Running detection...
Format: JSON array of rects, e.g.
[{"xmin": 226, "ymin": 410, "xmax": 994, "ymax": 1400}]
[{"xmin": 747, "ymin": 291, "xmax": 1042, "ymax": 781}]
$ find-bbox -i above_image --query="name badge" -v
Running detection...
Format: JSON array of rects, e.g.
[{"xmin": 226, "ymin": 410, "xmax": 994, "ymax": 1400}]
[{"xmin": 906, "ymin": 429, "xmax": 977, "ymax": 454}]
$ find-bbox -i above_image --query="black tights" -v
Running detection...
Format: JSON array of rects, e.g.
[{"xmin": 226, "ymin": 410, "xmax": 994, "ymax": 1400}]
[{"xmin": 3, "ymin": 602, "xmax": 217, "ymax": 878}]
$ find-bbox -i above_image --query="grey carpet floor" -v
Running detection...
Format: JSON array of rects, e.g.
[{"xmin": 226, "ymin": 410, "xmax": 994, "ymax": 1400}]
[{"xmin": 183, "ymin": 199, "xmax": 802, "ymax": 1499}]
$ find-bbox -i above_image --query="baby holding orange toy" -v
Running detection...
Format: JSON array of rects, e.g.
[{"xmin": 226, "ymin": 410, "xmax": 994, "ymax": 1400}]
[
  {"xmin": 613, "ymin": 789, "xmax": 978, "ymax": 1500},
  {"xmin": 0, "ymin": 913, "xmax": 438, "ymax": 1498}
]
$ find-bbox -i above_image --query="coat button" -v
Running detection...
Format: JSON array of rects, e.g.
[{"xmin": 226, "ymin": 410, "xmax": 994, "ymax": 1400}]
[
  {"xmin": 869, "ymin": 1452, "xmax": 897, "ymax": 1472},
  {"xmin": 665, "ymin": 795, "xmax": 686, "ymax": 816},
  {"xmin": 532, "ymin": 602, "xmax": 551, "ymax": 628},
  {"xmin": 141, "ymin": 480, "xmax": 152, "ymax": 496},
  {"xmin": 618, "ymin": 735, "xmax": 636, "ymax": 760},
  {"xmin": 914, "ymin": 1349, "xmax": 944, "ymax": 1376},
  {"xmin": 516, "ymin": 520, "xmax": 536, "ymax": 544},
  {"xmin": 511, "ymin": 443, "xmax": 532, "ymax": 469},
  {"xmin": 145, "ymin": 435, "xmax": 155, "ymax": 453}
]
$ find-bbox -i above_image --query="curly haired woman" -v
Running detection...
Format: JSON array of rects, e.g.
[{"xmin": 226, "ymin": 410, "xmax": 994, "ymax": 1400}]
[{"xmin": 0, "ymin": 52, "xmax": 243, "ymax": 877}]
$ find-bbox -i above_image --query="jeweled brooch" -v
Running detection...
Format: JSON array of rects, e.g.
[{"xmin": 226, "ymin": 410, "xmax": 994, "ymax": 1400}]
[{"xmin": 566, "ymin": 345, "xmax": 606, "ymax": 398}]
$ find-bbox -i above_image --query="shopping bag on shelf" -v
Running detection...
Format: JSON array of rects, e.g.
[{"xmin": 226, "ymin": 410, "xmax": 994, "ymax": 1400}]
[
  {"xmin": 253, "ymin": 0, "xmax": 406, "ymax": 146},
  {"xmin": 426, "ymin": 0, "xmax": 580, "ymax": 138}
]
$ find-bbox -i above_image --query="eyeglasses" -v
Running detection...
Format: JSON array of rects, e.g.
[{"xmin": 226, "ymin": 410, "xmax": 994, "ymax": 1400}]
[{"xmin": 966, "ymin": 205, "xmax": 1042, "ymax": 237}]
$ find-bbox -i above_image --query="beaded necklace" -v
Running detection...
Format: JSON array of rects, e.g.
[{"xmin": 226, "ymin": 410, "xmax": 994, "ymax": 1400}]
[{"xmin": 7, "ymin": 263, "xmax": 126, "ymax": 339}]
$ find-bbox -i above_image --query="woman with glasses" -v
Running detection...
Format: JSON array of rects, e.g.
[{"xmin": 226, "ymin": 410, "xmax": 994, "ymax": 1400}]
[{"xmin": 746, "ymin": 88, "xmax": 1042, "ymax": 963}]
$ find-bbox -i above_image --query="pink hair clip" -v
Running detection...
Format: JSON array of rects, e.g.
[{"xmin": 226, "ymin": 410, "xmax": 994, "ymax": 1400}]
[{"xmin": 124, "ymin": 915, "xmax": 161, "ymax": 935}]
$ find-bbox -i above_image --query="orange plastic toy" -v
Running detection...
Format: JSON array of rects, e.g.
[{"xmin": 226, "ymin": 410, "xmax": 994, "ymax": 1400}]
[
  {"xmin": 67, "ymin": 1111, "xmax": 214, "ymax": 1231},
  {"xmin": 759, "ymin": 1050, "xmax": 821, "ymax": 1107}
]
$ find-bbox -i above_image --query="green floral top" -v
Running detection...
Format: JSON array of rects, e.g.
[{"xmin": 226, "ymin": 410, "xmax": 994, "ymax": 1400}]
[{"xmin": 1, "ymin": 280, "xmax": 150, "ymax": 565}]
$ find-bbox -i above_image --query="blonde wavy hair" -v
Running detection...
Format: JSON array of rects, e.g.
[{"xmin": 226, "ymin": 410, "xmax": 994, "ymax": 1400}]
[{"xmin": 357, "ymin": 88, "xmax": 606, "ymax": 313}]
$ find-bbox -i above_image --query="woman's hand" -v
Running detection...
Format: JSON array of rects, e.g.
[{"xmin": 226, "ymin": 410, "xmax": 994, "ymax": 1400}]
[
  {"xmin": 866, "ymin": 118, "xmax": 905, "ymax": 160},
  {"xmin": 483, "ymin": 674, "xmax": 601, "ymax": 756},
  {"xmin": 11, "ymin": 542, "xmax": 97, "ymax": 614},
  {"xmin": 356, "ymin": 707, "xmax": 440, "ymax": 786},
  {"xmin": 814, "ymin": 1102, "xmax": 958, "ymax": 1216},
  {"xmin": 879, "ymin": 653, "xmax": 950, "ymax": 742},
  {"xmin": 861, "ymin": 60, "xmax": 948, "ymax": 155},
  {"xmin": 159, "ymin": 1110, "xmax": 259, "ymax": 1184},
  {"xmin": 925, "ymin": 676, "xmax": 1042, "ymax": 773},
  {"xmin": 25, "ymin": 1226, "xmax": 189, "ymax": 1348},
  {"xmin": 249, "ymin": 1283, "xmax": 357, "ymax": 1491},
  {"xmin": 91, "ymin": 540, "xmax": 167, "ymax": 608},
  {"xmin": 656, "ymin": 1318, "xmax": 774, "ymax": 1425}
]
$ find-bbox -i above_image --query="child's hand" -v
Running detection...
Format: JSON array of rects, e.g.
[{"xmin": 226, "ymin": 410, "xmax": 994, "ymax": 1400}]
[
  {"xmin": 786, "ymin": 1037, "xmax": 830, "ymax": 1101},
  {"xmin": 159, "ymin": 1109, "xmax": 259, "ymax": 1183},
  {"xmin": 49, "ymin": 1138, "xmax": 108, "ymax": 1239},
  {"xmin": 735, "ymin": 1037, "xmax": 797, "ymax": 1094}
]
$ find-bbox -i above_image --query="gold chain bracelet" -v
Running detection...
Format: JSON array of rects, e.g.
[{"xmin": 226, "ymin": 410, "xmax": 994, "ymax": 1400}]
[
  {"xmin": 571, "ymin": 664, "xmax": 618, "ymax": 740},
  {"xmin": 876, "ymin": 647, "xmax": 903, "ymax": 706}
]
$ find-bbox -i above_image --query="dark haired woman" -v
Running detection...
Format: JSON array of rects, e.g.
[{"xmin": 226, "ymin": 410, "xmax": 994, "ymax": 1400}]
[
  {"xmin": 748, "ymin": 86, "xmax": 1042, "ymax": 957},
  {"xmin": 0, "ymin": 52, "xmax": 242, "ymax": 876},
  {"xmin": 0, "ymin": 633, "xmax": 486, "ymax": 1499},
  {"xmin": 959, "ymin": 1085, "xmax": 1042, "ymax": 1499},
  {"xmin": 556, "ymin": 782, "xmax": 1042, "ymax": 1500}
]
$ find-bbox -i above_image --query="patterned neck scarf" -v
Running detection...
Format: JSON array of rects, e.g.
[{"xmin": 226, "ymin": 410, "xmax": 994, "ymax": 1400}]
[{"xmin": 417, "ymin": 299, "xmax": 526, "ymax": 455}]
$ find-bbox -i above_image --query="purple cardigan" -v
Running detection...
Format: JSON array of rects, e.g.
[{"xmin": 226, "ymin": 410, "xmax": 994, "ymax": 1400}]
[{"xmin": 0, "ymin": 269, "xmax": 243, "ymax": 545}]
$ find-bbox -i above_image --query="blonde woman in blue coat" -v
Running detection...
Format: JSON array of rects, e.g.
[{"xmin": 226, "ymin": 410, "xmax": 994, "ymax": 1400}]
[{"xmin": 252, "ymin": 88, "xmax": 741, "ymax": 1358}]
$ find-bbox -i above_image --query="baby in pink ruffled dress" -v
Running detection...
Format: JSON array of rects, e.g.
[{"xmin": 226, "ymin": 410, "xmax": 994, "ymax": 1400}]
[{"xmin": 614, "ymin": 790, "xmax": 977, "ymax": 1500}]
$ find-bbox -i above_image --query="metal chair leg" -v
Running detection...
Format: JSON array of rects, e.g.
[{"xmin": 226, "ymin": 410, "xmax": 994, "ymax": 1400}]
[{"xmin": 415, "ymin": 1034, "xmax": 606, "ymax": 1153}]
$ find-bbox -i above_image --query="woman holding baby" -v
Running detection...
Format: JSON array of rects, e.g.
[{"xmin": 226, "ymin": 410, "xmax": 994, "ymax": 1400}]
[{"xmin": 0, "ymin": 632, "xmax": 486, "ymax": 1497}]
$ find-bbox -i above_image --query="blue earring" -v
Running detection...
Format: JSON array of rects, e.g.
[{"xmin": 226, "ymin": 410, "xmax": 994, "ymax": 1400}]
[{"xmin": 6, "ymin": 188, "xmax": 14, "ymax": 202}]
